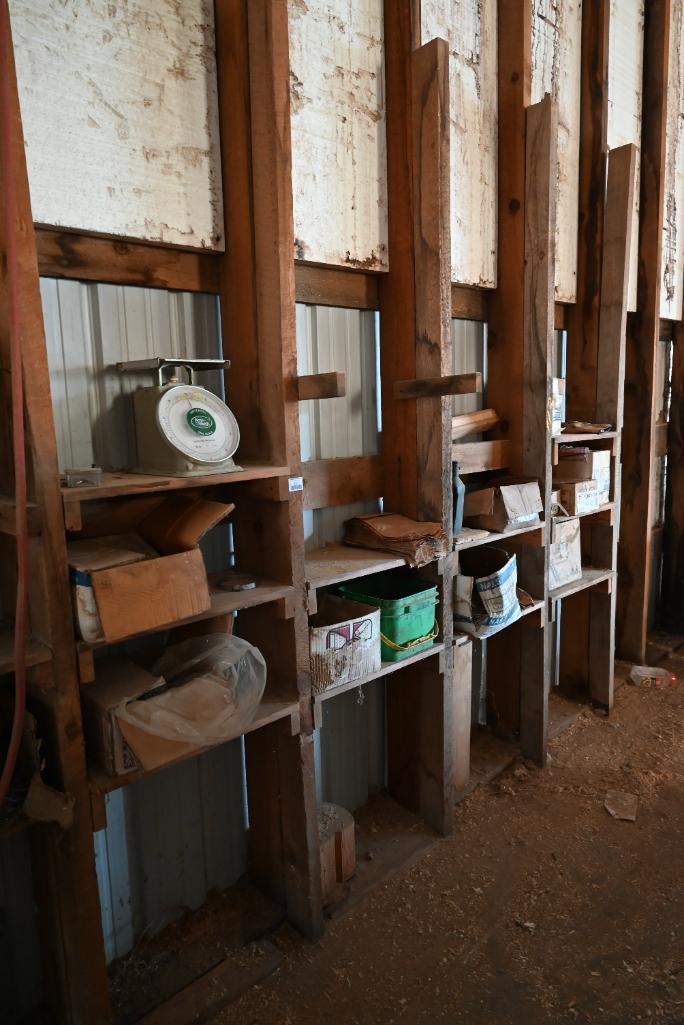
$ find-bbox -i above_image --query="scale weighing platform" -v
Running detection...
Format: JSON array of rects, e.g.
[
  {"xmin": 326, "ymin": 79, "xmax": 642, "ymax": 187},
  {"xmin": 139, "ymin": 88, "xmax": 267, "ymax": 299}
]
[{"xmin": 117, "ymin": 357, "xmax": 242, "ymax": 476}]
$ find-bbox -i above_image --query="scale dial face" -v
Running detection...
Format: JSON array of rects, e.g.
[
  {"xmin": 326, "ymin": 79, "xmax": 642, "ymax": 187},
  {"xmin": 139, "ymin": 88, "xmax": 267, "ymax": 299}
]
[{"xmin": 156, "ymin": 385, "xmax": 240, "ymax": 465}]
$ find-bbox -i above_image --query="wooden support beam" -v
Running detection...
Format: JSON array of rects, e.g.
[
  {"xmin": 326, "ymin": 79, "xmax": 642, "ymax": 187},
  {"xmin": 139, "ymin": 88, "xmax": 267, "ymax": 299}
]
[
  {"xmin": 452, "ymin": 640, "xmax": 472, "ymax": 798},
  {"xmin": 295, "ymin": 264, "xmax": 379, "ymax": 310},
  {"xmin": 451, "ymin": 284, "xmax": 488, "ymax": 322},
  {"xmin": 451, "ymin": 408, "xmax": 500, "ymax": 440},
  {"xmin": 662, "ymin": 320, "xmax": 684, "ymax": 626},
  {"xmin": 35, "ymin": 227, "xmax": 221, "ymax": 294},
  {"xmin": 0, "ymin": 496, "xmax": 40, "ymax": 535},
  {"xmin": 296, "ymin": 371, "xmax": 346, "ymax": 401},
  {"xmin": 302, "ymin": 455, "xmax": 383, "ymax": 510},
  {"xmin": 564, "ymin": 0, "xmax": 610, "ymax": 423},
  {"xmin": 451, "ymin": 440, "xmax": 510, "ymax": 474},
  {"xmin": 394, "ymin": 372, "xmax": 481, "ymax": 399},
  {"xmin": 617, "ymin": 0, "xmax": 671, "ymax": 662}
]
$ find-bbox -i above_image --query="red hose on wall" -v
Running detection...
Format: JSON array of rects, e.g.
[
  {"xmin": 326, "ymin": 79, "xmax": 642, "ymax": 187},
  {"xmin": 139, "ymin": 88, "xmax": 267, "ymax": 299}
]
[{"xmin": 0, "ymin": 0, "xmax": 28, "ymax": 810}]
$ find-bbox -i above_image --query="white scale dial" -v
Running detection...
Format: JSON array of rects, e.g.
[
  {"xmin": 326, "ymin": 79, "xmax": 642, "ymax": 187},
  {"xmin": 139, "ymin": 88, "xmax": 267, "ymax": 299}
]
[{"xmin": 156, "ymin": 385, "xmax": 240, "ymax": 466}]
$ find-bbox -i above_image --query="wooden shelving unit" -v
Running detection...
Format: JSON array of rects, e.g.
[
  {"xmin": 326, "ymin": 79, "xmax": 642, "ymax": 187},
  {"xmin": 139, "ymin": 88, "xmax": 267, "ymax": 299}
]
[{"xmin": 0, "ymin": 2, "xmax": 641, "ymax": 1022}]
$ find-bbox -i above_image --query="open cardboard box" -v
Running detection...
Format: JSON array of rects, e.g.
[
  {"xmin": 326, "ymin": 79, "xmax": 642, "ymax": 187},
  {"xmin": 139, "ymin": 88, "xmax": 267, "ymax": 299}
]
[
  {"xmin": 463, "ymin": 480, "xmax": 543, "ymax": 533},
  {"xmin": 81, "ymin": 656, "xmax": 198, "ymax": 776},
  {"xmin": 68, "ymin": 494, "xmax": 234, "ymax": 644}
]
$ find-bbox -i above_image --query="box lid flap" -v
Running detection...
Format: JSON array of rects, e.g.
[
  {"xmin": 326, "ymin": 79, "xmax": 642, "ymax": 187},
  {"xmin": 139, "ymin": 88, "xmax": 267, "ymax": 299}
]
[
  {"xmin": 139, "ymin": 495, "xmax": 235, "ymax": 554},
  {"xmin": 499, "ymin": 482, "xmax": 543, "ymax": 518},
  {"xmin": 463, "ymin": 487, "xmax": 496, "ymax": 517},
  {"xmin": 67, "ymin": 535, "xmax": 156, "ymax": 573}
]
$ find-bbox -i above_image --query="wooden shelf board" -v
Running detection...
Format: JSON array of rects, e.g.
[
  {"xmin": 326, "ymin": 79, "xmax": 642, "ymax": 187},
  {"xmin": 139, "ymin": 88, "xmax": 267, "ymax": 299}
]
[
  {"xmin": 453, "ymin": 521, "xmax": 544, "ymax": 552},
  {"xmin": 454, "ymin": 597, "xmax": 544, "ymax": 644},
  {"xmin": 554, "ymin": 431, "xmax": 617, "ymax": 446},
  {"xmin": 77, "ymin": 578, "xmax": 294, "ymax": 652},
  {"xmin": 61, "ymin": 462, "xmax": 290, "ymax": 505},
  {"xmin": 305, "ymin": 544, "xmax": 407, "ymax": 589},
  {"xmin": 89, "ymin": 697, "xmax": 299, "ymax": 796},
  {"xmin": 575, "ymin": 502, "xmax": 614, "ymax": 519},
  {"xmin": 549, "ymin": 568, "xmax": 614, "ymax": 602},
  {"xmin": 313, "ymin": 642, "xmax": 444, "ymax": 705},
  {"xmin": 0, "ymin": 631, "xmax": 52, "ymax": 676}
]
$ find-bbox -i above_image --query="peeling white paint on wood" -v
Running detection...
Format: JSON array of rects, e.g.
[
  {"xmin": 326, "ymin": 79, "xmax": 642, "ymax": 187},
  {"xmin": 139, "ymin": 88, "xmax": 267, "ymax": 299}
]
[
  {"xmin": 422, "ymin": 0, "xmax": 498, "ymax": 287},
  {"xmin": 661, "ymin": 0, "xmax": 684, "ymax": 321},
  {"xmin": 607, "ymin": 0, "xmax": 644, "ymax": 313},
  {"xmin": 10, "ymin": 0, "xmax": 224, "ymax": 249},
  {"xmin": 530, "ymin": 0, "xmax": 582, "ymax": 302},
  {"xmin": 288, "ymin": 0, "xmax": 388, "ymax": 270}
]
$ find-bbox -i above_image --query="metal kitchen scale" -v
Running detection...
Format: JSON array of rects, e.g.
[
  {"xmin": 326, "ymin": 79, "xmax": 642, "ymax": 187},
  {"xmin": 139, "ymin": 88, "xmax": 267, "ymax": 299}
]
[{"xmin": 117, "ymin": 358, "xmax": 242, "ymax": 476}]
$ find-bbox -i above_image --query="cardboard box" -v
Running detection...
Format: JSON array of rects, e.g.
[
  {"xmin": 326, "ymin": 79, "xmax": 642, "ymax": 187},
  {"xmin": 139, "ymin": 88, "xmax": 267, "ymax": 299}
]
[
  {"xmin": 309, "ymin": 594, "xmax": 381, "ymax": 693},
  {"xmin": 463, "ymin": 481, "xmax": 543, "ymax": 533},
  {"xmin": 558, "ymin": 479, "xmax": 600, "ymax": 516},
  {"xmin": 81, "ymin": 657, "xmax": 196, "ymax": 775},
  {"xmin": 553, "ymin": 448, "xmax": 611, "ymax": 484},
  {"xmin": 549, "ymin": 517, "xmax": 582, "ymax": 590},
  {"xmin": 68, "ymin": 496, "xmax": 234, "ymax": 644},
  {"xmin": 552, "ymin": 378, "xmax": 565, "ymax": 436}
]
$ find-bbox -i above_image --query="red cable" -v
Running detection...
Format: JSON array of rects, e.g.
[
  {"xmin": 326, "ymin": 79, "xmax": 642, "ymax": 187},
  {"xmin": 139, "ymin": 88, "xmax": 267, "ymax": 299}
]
[{"xmin": 0, "ymin": 0, "xmax": 28, "ymax": 810}]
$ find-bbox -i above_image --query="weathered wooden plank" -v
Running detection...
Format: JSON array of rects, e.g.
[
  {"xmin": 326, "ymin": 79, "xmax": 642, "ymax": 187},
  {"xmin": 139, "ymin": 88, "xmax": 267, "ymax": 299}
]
[
  {"xmin": 564, "ymin": 0, "xmax": 609, "ymax": 423},
  {"xmin": 618, "ymin": 0, "xmax": 670, "ymax": 662},
  {"xmin": 36, "ymin": 228, "xmax": 221, "ymax": 293},
  {"xmin": 530, "ymin": 0, "xmax": 582, "ymax": 303},
  {"xmin": 607, "ymin": 0, "xmax": 644, "ymax": 313},
  {"xmin": 451, "ymin": 283, "xmax": 488, "ymax": 321},
  {"xmin": 661, "ymin": 0, "xmax": 684, "ymax": 320},
  {"xmin": 421, "ymin": 0, "xmax": 497, "ymax": 287},
  {"xmin": 394, "ymin": 373, "xmax": 480, "ymax": 399},
  {"xmin": 295, "ymin": 264, "xmax": 380, "ymax": 310},
  {"xmin": 287, "ymin": 0, "xmax": 387, "ymax": 269},
  {"xmin": 452, "ymin": 639, "xmax": 472, "ymax": 797},
  {"xmin": 303, "ymin": 455, "xmax": 383, "ymax": 510},
  {"xmin": 296, "ymin": 372, "xmax": 346, "ymax": 401},
  {"xmin": 9, "ymin": 0, "xmax": 223, "ymax": 249},
  {"xmin": 451, "ymin": 439, "xmax": 509, "ymax": 474}
]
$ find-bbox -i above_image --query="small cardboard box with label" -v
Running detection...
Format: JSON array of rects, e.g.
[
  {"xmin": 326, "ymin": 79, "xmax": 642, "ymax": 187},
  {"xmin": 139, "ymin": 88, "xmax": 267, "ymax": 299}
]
[
  {"xmin": 463, "ymin": 481, "xmax": 543, "ymax": 533},
  {"xmin": 554, "ymin": 448, "xmax": 611, "ymax": 506},
  {"xmin": 558, "ymin": 478, "xmax": 600, "ymax": 516},
  {"xmin": 549, "ymin": 516, "xmax": 582, "ymax": 590},
  {"xmin": 68, "ymin": 495, "xmax": 234, "ymax": 644}
]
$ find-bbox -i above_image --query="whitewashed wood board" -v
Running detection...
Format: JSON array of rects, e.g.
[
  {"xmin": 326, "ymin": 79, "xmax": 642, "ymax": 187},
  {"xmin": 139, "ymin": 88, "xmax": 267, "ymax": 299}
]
[
  {"xmin": 288, "ymin": 0, "xmax": 388, "ymax": 269},
  {"xmin": 10, "ymin": 0, "xmax": 224, "ymax": 249},
  {"xmin": 661, "ymin": 0, "xmax": 684, "ymax": 321},
  {"xmin": 607, "ymin": 0, "xmax": 644, "ymax": 313},
  {"xmin": 422, "ymin": 0, "xmax": 497, "ymax": 287},
  {"xmin": 530, "ymin": 0, "xmax": 582, "ymax": 302}
]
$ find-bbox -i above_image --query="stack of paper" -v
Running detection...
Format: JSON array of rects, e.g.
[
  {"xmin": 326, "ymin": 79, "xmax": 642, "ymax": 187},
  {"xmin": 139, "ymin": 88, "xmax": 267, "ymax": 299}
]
[{"xmin": 344, "ymin": 513, "xmax": 448, "ymax": 568}]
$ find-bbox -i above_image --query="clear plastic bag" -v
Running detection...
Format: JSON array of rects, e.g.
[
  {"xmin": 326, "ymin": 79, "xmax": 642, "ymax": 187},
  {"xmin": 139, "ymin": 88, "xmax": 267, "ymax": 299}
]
[
  {"xmin": 628, "ymin": 665, "xmax": 675, "ymax": 688},
  {"xmin": 115, "ymin": 635, "xmax": 267, "ymax": 746}
]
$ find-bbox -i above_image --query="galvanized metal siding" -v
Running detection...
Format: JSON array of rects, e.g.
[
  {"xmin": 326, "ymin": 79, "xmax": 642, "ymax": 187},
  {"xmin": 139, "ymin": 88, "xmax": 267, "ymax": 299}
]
[
  {"xmin": 422, "ymin": 0, "xmax": 498, "ymax": 287},
  {"xmin": 288, "ymin": 0, "xmax": 388, "ymax": 270},
  {"xmin": 297, "ymin": 302, "xmax": 386, "ymax": 811},
  {"xmin": 10, "ymin": 0, "xmax": 224, "ymax": 249},
  {"xmin": 0, "ymin": 830, "xmax": 42, "ymax": 1021}
]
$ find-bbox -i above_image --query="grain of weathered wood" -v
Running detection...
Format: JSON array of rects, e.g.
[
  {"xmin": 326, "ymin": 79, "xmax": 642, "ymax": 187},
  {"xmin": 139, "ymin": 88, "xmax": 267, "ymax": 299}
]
[
  {"xmin": 11, "ymin": 0, "xmax": 224, "ymax": 249},
  {"xmin": 295, "ymin": 264, "xmax": 380, "ymax": 310},
  {"xmin": 421, "ymin": 0, "xmax": 498, "ymax": 287},
  {"xmin": 452, "ymin": 639, "xmax": 472, "ymax": 797},
  {"xmin": 451, "ymin": 439, "xmax": 510, "ymax": 474},
  {"xmin": 530, "ymin": 0, "xmax": 582, "ymax": 302},
  {"xmin": 35, "ymin": 228, "xmax": 221, "ymax": 293},
  {"xmin": 288, "ymin": 0, "xmax": 388, "ymax": 269},
  {"xmin": 565, "ymin": 0, "xmax": 609, "ymax": 423},
  {"xmin": 451, "ymin": 284, "xmax": 488, "ymax": 321},
  {"xmin": 618, "ymin": 0, "xmax": 670, "ymax": 662},
  {"xmin": 451, "ymin": 408, "xmax": 500, "ymax": 440},
  {"xmin": 303, "ymin": 455, "xmax": 383, "ymax": 510},
  {"xmin": 394, "ymin": 373, "xmax": 481, "ymax": 399},
  {"xmin": 296, "ymin": 372, "xmax": 346, "ymax": 401}
]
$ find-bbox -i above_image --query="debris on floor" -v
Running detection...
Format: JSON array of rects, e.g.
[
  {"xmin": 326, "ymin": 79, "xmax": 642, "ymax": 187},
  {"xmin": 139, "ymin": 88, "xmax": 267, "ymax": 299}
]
[{"xmin": 604, "ymin": 790, "xmax": 638, "ymax": 822}]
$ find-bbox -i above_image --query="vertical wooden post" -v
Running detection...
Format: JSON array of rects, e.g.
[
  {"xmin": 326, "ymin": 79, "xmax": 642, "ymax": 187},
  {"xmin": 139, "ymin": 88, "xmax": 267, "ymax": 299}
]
[
  {"xmin": 662, "ymin": 320, "xmax": 684, "ymax": 625},
  {"xmin": 564, "ymin": 0, "xmax": 610, "ymax": 423},
  {"xmin": 618, "ymin": 0, "xmax": 671, "ymax": 661},
  {"xmin": 382, "ymin": 6, "xmax": 455, "ymax": 834},
  {"xmin": 215, "ymin": 0, "xmax": 322, "ymax": 938},
  {"xmin": 589, "ymin": 144, "xmax": 637, "ymax": 709},
  {"xmin": 0, "ymin": 5, "xmax": 112, "ymax": 1021},
  {"xmin": 519, "ymin": 95, "xmax": 556, "ymax": 764}
]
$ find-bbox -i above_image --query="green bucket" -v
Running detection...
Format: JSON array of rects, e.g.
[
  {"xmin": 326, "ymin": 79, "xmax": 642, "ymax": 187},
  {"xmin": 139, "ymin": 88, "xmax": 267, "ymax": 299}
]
[{"xmin": 338, "ymin": 573, "xmax": 439, "ymax": 662}]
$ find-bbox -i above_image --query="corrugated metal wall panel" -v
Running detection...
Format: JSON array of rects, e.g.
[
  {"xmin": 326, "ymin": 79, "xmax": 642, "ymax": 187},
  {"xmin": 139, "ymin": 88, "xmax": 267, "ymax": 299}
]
[
  {"xmin": 0, "ymin": 830, "xmax": 42, "ymax": 1022},
  {"xmin": 297, "ymin": 304, "xmax": 386, "ymax": 812}
]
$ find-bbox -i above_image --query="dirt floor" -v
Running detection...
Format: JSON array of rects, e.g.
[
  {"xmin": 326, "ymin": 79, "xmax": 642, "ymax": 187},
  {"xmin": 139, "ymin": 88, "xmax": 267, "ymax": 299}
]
[{"xmin": 214, "ymin": 658, "xmax": 684, "ymax": 1025}]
